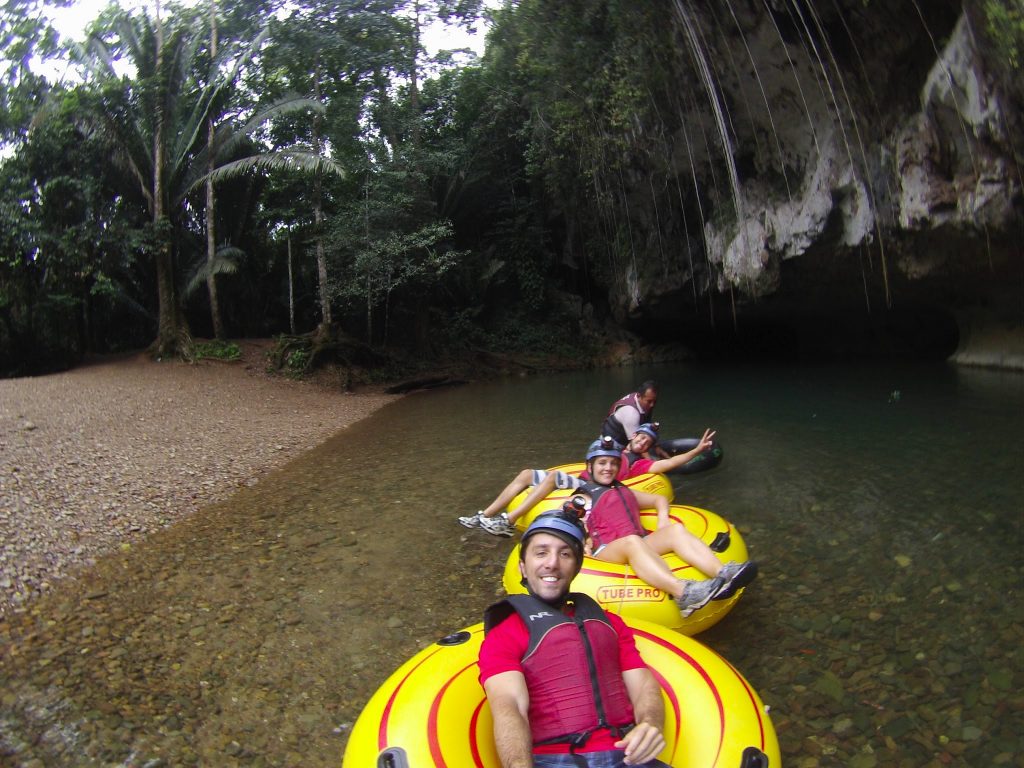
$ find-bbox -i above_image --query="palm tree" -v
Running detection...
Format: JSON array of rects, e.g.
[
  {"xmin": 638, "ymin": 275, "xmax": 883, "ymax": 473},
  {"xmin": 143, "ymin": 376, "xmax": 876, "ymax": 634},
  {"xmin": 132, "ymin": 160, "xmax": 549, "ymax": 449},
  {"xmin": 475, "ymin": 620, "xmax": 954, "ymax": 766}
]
[{"xmin": 76, "ymin": 5, "xmax": 337, "ymax": 357}]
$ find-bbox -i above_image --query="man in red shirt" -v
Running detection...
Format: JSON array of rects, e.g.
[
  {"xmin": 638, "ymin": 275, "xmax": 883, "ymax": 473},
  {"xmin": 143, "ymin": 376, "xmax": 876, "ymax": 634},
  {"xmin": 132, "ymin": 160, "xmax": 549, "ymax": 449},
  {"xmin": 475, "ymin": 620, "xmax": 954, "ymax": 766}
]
[{"xmin": 479, "ymin": 513, "xmax": 670, "ymax": 767}]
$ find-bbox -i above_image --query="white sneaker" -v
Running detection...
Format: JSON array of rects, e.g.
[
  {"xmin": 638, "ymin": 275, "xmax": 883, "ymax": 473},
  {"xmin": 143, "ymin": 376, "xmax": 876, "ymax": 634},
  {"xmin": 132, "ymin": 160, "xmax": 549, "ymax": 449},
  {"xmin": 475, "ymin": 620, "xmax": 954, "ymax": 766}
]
[
  {"xmin": 458, "ymin": 511, "xmax": 484, "ymax": 528},
  {"xmin": 675, "ymin": 576, "xmax": 727, "ymax": 617},
  {"xmin": 479, "ymin": 512, "xmax": 515, "ymax": 537},
  {"xmin": 714, "ymin": 561, "xmax": 758, "ymax": 600}
]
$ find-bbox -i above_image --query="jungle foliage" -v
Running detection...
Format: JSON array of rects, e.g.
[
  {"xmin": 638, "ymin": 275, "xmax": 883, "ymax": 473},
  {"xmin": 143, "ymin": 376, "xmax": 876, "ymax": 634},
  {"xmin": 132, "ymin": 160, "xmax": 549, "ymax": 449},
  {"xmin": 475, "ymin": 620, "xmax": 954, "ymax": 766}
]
[{"xmin": 0, "ymin": 0, "xmax": 1003, "ymax": 376}]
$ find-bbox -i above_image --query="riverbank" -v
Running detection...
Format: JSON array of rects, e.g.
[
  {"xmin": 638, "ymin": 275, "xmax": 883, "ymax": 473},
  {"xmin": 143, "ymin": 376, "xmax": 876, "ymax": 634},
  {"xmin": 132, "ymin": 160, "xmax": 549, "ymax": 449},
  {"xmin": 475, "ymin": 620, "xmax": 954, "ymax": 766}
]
[{"xmin": 0, "ymin": 341, "xmax": 400, "ymax": 617}]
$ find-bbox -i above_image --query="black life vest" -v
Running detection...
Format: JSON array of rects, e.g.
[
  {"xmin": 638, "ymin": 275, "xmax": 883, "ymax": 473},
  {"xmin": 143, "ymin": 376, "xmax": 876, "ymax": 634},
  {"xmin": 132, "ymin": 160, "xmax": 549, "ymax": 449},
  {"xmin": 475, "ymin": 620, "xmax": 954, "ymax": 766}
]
[{"xmin": 601, "ymin": 392, "xmax": 656, "ymax": 445}]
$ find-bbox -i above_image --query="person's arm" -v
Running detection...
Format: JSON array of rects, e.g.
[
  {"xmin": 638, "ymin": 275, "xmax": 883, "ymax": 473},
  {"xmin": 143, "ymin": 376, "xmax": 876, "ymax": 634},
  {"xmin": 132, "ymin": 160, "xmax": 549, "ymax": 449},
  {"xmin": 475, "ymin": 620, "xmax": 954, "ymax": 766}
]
[
  {"xmin": 633, "ymin": 489, "xmax": 671, "ymax": 529},
  {"xmin": 648, "ymin": 428, "xmax": 716, "ymax": 475},
  {"xmin": 615, "ymin": 667, "xmax": 667, "ymax": 765},
  {"xmin": 483, "ymin": 671, "xmax": 534, "ymax": 768}
]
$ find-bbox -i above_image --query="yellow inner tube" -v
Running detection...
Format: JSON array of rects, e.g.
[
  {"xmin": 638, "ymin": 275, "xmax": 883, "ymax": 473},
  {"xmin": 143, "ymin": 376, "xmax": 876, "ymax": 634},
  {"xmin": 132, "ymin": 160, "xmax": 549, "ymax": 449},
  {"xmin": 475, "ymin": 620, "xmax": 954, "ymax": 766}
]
[
  {"xmin": 502, "ymin": 505, "xmax": 750, "ymax": 635},
  {"xmin": 341, "ymin": 617, "xmax": 780, "ymax": 767}
]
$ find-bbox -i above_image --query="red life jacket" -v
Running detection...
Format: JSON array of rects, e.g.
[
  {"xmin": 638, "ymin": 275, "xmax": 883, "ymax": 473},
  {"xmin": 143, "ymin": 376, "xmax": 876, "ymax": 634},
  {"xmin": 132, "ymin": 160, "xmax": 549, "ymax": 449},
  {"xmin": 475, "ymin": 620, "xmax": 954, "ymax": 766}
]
[
  {"xmin": 581, "ymin": 481, "xmax": 645, "ymax": 551},
  {"xmin": 483, "ymin": 593, "xmax": 635, "ymax": 745}
]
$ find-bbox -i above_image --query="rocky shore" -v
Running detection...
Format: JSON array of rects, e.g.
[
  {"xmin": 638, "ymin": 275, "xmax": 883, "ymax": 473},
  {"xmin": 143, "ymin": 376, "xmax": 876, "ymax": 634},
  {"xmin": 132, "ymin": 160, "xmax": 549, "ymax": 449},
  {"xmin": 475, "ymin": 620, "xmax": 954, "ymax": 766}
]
[{"xmin": 0, "ymin": 343, "xmax": 398, "ymax": 617}]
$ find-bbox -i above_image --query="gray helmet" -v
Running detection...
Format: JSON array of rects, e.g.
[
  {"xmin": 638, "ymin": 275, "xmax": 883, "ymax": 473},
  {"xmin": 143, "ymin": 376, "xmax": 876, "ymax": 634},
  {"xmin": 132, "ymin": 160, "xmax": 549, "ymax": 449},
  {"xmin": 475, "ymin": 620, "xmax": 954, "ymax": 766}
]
[
  {"xmin": 586, "ymin": 435, "xmax": 621, "ymax": 461},
  {"xmin": 520, "ymin": 512, "xmax": 586, "ymax": 565},
  {"xmin": 634, "ymin": 422, "xmax": 659, "ymax": 441}
]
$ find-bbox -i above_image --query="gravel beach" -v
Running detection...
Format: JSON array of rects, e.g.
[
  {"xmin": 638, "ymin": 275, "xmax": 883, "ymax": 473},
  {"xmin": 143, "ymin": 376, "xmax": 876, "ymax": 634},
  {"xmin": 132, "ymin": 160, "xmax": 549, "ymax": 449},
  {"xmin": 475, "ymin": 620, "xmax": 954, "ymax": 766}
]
[{"xmin": 0, "ymin": 343, "xmax": 399, "ymax": 617}]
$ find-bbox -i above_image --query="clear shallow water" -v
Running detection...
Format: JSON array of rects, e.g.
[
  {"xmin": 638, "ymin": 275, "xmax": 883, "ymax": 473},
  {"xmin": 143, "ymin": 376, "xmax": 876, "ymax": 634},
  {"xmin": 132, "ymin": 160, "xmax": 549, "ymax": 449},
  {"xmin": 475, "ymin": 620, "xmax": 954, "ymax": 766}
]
[
  {"xmin": 384, "ymin": 361, "xmax": 1024, "ymax": 766},
  {"xmin": 1, "ymin": 361, "xmax": 1021, "ymax": 767}
]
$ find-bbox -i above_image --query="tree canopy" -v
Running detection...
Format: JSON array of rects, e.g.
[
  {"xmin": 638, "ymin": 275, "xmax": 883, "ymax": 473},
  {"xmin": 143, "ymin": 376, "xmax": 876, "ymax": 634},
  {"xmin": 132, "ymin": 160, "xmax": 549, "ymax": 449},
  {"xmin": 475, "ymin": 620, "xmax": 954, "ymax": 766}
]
[{"xmin": 1, "ymin": 0, "xmax": 1017, "ymax": 375}]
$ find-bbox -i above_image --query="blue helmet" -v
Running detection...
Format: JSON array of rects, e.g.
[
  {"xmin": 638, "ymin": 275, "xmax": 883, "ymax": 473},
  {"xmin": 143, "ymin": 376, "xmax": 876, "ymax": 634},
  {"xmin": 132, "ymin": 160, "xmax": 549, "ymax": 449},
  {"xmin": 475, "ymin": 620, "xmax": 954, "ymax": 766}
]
[
  {"xmin": 586, "ymin": 435, "xmax": 622, "ymax": 461},
  {"xmin": 634, "ymin": 422, "xmax": 660, "ymax": 441},
  {"xmin": 520, "ymin": 513, "xmax": 586, "ymax": 564}
]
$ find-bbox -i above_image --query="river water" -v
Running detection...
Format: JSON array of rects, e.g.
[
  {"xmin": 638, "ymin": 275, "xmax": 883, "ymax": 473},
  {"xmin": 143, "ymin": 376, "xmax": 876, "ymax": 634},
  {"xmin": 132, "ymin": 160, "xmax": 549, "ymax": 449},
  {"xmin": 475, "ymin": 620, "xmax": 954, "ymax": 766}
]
[{"xmin": 1, "ymin": 361, "xmax": 1021, "ymax": 767}]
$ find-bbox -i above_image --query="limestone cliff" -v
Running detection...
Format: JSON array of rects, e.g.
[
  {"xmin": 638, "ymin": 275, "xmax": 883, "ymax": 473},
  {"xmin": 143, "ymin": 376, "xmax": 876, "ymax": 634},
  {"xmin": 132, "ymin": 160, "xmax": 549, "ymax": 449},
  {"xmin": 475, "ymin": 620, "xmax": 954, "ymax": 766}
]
[{"xmin": 584, "ymin": 2, "xmax": 1022, "ymax": 367}]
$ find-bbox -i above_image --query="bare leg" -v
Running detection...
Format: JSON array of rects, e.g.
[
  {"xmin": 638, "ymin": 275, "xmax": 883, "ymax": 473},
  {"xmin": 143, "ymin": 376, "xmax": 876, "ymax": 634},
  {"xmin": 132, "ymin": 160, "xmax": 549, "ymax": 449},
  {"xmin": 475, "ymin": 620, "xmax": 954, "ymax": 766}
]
[
  {"xmin": 506, "ymin": 473, "xmax": 559, "ymax": 524},
  {"xmin": 594, "ymin": 535, "xmax": 686, "ymax": 599},
  {"xmin": 644, "ymin": 525, "xmax": 723, "ymax": 577},
  {"xmin": 481, "ymin": 469, "xmax": 535, "ymax": 518}
]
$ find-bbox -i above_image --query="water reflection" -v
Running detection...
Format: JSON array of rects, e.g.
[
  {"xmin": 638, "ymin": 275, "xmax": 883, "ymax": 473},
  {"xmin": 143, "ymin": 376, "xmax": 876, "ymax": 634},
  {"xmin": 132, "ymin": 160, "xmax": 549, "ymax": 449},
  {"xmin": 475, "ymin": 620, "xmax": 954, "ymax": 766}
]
[{"xmin": 1, "ymin": 362, "xmax": 1020, "ymax": 767}]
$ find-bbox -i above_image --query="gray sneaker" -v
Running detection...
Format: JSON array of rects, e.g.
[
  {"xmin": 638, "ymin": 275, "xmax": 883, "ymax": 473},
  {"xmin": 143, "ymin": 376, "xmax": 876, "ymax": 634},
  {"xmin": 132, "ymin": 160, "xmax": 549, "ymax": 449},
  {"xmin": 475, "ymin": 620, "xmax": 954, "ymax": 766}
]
[
  {"xmin": 713, "ymin": 561, "xmax": 758, "ymax": 601},
  {"xmin": 675, "ymin": 576, "xmax": 727, "ymax": 617},
  {"xmin": 479, "ymin": 512, "xmax": 515, "ymax": 537},
  {"xmin": 458, "ymin": 511, "xmax": 484, "ymax": 528}
]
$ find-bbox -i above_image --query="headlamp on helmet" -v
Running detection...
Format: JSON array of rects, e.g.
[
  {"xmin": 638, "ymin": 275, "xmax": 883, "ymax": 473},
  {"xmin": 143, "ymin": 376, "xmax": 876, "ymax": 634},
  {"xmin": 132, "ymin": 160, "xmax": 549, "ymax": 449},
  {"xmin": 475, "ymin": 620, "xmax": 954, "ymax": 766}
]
[
  {"xmin": 561, "ymin": 495, "xmax": 589, "ymax": 520},
  {"xmin": 586, "ymin": 435, "xmax": 622, "ymax": 461}
]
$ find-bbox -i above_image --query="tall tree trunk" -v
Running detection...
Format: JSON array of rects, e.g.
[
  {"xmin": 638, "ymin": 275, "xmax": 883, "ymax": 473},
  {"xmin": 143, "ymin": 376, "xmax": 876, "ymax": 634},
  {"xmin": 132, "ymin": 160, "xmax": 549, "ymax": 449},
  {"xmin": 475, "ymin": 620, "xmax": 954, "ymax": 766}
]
[
  {"xmin": 373, "ymin": 67, "xmax": 401, "ymax": 151},
  {"xmin": 315, "ymin": 208, "xmax": 329, "ymax": 328},
  {"xmin": 205, "ymin": 0, "xmax": 224, "ymax": 339},
  {"xmin": 409, "ymin": 1, "xmax": 421, "ymax": 148},
  {"xmin": 287, "ymin": 231, "xmax": 295, "ymax": 334},
  {"xmin": 364, "ymin": 179, "xmax": 371, "ymax": 342},
  {"xmin": 155, "ymin": 247, "xmax": 179, "ymax": 356},
  {"xmin": 312, "ymin": 56, "xmax": 332, "ymax": 331},
  {"xmin": 153, "ymin": 0, "xmax": 179, "ymax": 357}
]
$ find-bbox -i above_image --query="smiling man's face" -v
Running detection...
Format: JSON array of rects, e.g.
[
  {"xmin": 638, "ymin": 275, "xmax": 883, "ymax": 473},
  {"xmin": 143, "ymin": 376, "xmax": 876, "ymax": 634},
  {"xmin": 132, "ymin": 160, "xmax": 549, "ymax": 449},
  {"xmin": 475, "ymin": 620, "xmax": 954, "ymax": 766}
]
[{"xmin": 519, "ymin": 532, "xmax": 579, "ymax": 603}]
